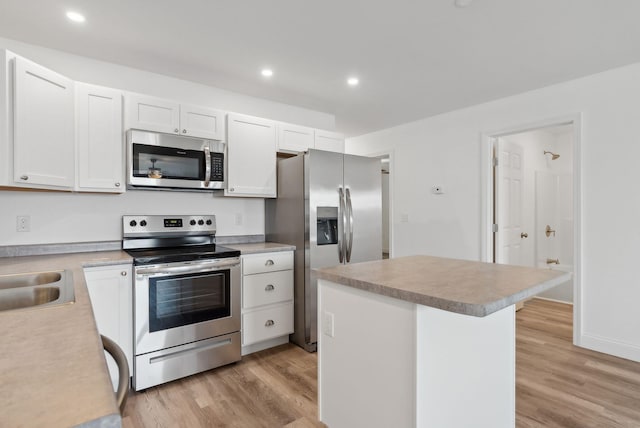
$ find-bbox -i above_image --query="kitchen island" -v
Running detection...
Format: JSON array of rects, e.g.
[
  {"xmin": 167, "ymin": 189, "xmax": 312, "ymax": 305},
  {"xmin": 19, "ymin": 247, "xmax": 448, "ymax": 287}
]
[{"xmin": 314, "ymin": 255, "xmax": 571, "ymax": 428}]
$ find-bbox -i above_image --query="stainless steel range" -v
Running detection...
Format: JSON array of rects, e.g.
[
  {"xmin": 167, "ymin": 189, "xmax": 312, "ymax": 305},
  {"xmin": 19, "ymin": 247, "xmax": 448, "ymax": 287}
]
[{"xmin": 122, "ymin": 215, "xmax": 241, "ymax": 390}]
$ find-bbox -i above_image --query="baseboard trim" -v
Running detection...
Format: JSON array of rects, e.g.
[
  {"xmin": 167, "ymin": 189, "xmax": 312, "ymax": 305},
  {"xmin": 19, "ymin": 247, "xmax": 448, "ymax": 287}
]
[
  {"xmin": 532, "ymin": 296, "xmax": 573, "ymax": 305},
  {"xmin": 580, "ymin": 333, "xmax": 640, "ymax": 363},
  {"xmin": 241, "ymin": 335, "xmax": 289, "ymax": 356}
]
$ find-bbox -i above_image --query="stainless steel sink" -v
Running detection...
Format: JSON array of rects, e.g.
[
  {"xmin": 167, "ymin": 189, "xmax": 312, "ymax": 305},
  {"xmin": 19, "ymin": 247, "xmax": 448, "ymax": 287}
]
[
  {"xmin": 0, "ymin": 271, "xmax": 62, "ymax": 290},
  {"xmin": 0, "ymin": 270, "xmax": 75, "ymax": 312}
]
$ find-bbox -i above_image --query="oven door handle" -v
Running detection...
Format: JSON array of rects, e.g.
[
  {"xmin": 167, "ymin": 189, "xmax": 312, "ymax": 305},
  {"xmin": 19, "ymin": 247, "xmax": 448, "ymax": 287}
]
[{"xmin": 135, "ymin": 258, "xmax": 239, "ymax": 276}]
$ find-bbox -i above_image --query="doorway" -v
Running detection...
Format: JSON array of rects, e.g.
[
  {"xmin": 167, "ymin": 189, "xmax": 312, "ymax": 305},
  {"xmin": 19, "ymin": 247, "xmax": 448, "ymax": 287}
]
[
  {"xmin": 380, "ymin": 155, "xmax": 390, "ymax": 259},
  {"xmin": 482, "ymin": 115, "xmax": 582, "ymax": 345}
]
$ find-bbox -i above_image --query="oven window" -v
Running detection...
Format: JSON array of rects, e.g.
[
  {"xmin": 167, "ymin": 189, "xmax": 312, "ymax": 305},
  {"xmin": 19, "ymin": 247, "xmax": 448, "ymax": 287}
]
[
  {"xmin": 133, "ymin": 143, "xmax": 205, "ymax": 180},
  {"xmin": 149, "ymin": 270, "xmax": 230, "ymax": 332}
]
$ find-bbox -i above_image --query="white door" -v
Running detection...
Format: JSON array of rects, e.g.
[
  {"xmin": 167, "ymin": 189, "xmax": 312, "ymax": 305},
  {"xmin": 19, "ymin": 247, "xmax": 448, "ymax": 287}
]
[
  {"xmin": 496, "ymin": 139, "xmax": 525, "ymax": 265},
  {"xmin": 76, "ymin": 83, "xmax": 124, "ymax": 192},
  {"xmin": 277, "ymin": 123, "xmax": 314, "ymax": 153},
  {"xmin": 314, "ymin": 130, "xmax": 345, "ymax": 153},
  {"xmin": 125, "ymin": 94, "xmax": 180, "ymax": 134},
  {"xmin": 225, "ymin": 113, "xmax": 277, "ymax": 197},
  {"xmin": 179, "ymin": 104, "xmax": 225, "ymax": 140},
  {"xmin": 13, "ymin": 56, "xmax": 75, "ymax": 189}
]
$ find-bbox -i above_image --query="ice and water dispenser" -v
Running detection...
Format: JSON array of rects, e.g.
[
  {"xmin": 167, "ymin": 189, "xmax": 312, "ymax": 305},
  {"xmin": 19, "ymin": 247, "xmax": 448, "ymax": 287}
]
[{"xmin": 317, "ymin": 207, "xmax": 339, "ymax": 245}]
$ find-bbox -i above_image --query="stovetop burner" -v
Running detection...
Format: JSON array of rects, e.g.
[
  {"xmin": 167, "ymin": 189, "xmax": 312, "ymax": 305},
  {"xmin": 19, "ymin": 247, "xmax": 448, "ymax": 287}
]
[
  {"xmin": 121, "ymin": 214, "xmax": 240, "ymax": 265},
  {"xmin": 126, "ymin": 244, "xmax": 240, "ymax": 266}
]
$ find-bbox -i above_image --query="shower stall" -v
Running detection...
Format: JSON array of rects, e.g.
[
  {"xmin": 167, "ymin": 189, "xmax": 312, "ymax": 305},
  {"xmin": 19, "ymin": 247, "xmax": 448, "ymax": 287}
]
[{"xmin": 496, "ymin": 126, "xmax": 574, "ymax": 304}]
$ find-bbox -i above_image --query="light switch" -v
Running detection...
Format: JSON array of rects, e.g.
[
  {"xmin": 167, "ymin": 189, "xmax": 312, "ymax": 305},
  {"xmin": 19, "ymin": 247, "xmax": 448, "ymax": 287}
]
[{"xmin": 322, "ymin": 311, "xmax": 335, "ymax": 337}]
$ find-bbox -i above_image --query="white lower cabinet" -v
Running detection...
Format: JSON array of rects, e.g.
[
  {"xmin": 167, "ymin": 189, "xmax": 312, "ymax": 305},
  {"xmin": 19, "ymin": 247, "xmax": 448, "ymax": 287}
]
[
  {"xmin": 241, "ymin": 251, "xmax": 294, "ymax": 355},
  {"xmin": 84, "ymin": 264, "xmax": 133, "ymax": 390}
]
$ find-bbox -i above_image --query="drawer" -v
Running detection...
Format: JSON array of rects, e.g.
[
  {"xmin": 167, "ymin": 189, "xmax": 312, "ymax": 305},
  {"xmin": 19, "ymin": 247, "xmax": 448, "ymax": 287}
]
[
  {"xmin": 242, "ymin": 303, "xmax": 294, "ymax": 345},
  {"xmin": 242, "ymin": 251, "xmax": 293, "ymax": 275},
  {"xmin": 243, "ymin": 270, "xmax": 293, "ymax": 309}
]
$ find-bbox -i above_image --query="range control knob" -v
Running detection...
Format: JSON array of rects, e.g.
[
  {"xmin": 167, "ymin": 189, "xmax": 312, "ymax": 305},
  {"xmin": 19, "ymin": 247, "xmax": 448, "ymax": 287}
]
[
  {"xmin": 129, "ymin": 220, "xmax": 137, "ymax": 227},
  {"xmin": 140, "ymin": 220, "xmax": 147, "ymax": 227},
  {"xmin": 206, "ymin": 219, "xmax": 212, "ymax": 225},
  {"xmin": 198, "ymin": 219, "xmax": 204, "ymax": 226},
  {"xmin": 190, "ymin": 219, "xmax": 196, "ymax": 226}
]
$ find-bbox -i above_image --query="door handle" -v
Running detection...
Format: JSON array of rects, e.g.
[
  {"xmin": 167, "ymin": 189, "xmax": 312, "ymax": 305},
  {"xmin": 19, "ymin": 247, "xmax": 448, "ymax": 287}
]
[
  {"xmin": 338, "ymin": 187, "xmax": 345, "ymax": 263},
  {"xmin": 520, "ymin": 232, "xmax": 528, "ymax": 239},
  {"xmin": 204, "ymin": 146, "xmax": 211, "ymax": 187},
  {"xmin": 345, "ymin": 188, "xmax": 354, "ymax": 263}
]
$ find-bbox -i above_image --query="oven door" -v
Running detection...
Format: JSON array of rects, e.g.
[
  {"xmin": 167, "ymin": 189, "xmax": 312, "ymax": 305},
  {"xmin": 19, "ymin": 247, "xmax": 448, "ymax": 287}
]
[{"xmin": 134, "ymin": 258, "xmax": 240, "ymax": 355}]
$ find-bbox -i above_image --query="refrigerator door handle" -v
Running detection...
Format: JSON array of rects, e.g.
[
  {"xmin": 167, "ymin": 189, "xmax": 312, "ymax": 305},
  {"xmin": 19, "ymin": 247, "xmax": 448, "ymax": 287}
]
[
  {"xmin": 345, "ymin": 188, "xmax": 354, "ymax": 262},
  {"xmin": 338, "ymin": 187, "xmax": 345, "ymax": 263}
]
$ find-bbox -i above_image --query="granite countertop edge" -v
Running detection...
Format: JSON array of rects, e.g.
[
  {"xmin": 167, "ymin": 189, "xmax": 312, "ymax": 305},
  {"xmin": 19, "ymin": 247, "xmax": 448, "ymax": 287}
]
[{"xmin": 313, "ymin": 257, "xmax": 572, "ymax": 317}]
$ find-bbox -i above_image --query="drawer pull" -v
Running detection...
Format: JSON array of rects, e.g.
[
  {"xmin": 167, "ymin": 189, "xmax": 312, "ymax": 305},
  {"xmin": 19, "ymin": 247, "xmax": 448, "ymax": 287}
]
[
  {"xmin": 265, "ymin": 284, "xmax": 275, "ymax": 292},
  {"xmin": 265, "ymin": 259, "xmax": 274, "ymax": 266},
  {"xmin": 265, "ymin": 319, "xmax": 275, "ymax": 327}
]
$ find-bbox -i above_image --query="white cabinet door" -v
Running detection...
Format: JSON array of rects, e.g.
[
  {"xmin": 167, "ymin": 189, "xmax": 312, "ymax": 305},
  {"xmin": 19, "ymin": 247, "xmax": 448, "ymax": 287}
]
[
  {"xmin": 125, "ymin": 94, "xmax": 180, "ymax": 135},
  {"xmin": 180, "ymin": 104, "xmax": 225, "ymax": 140},
  {"xmin": 13, "ymin": 56, "xmax": 75, "ymax": 189},
  {"xmin": 84, "ymin": 264, "xmax": 133, "ymax": 390},
  {"xmin": 226, "ymin": 113, "xmax": 277, "ymax": 197},
  {"xmin": 314, "ymin": 130, "xmax": 345, "ymax": 153},
  {"xmin": 277, "ymin": 123, "xmax": 314, "ymax": 153},
  {"xmin": 76, "ymin": 83, "xmax": 124, "ymax": 193}
]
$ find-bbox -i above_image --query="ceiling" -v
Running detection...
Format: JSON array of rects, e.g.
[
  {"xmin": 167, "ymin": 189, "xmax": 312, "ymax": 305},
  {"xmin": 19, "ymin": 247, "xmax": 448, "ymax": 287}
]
[{"xmin": 1, "ymin": 1, "xmax": 640, "ymax": 137}]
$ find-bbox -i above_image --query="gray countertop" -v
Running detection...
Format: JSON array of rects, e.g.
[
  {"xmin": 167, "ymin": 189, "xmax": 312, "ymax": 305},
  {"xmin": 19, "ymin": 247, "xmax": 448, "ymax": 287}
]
[
  {"xmin": 313, "ymin": 255, "xmax": 571, "ymax": 317},
  {"xmin": 227, "ymin": 242, "xmax": 295, "ymax": 254},
  {"xmin": 0, "ymin": 251, "xmax": 132, "ymax": 428}
]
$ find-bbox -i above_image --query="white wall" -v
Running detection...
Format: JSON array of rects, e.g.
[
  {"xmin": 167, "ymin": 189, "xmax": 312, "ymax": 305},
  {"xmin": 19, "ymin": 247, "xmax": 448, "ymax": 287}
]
[
  {"xmin": 347, "ymin": 63, "xmax": 640, "ymax": 362},
  {"xmin": 0, "ymin": 37, "xmax": 335, "ymax": 245}
]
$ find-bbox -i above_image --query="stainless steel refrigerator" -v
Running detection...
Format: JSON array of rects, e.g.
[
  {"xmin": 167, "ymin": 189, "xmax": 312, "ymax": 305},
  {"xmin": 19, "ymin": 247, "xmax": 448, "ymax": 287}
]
[{"xmin": 265, "ymin": 149, "xmax": 382, "ymax": 352}]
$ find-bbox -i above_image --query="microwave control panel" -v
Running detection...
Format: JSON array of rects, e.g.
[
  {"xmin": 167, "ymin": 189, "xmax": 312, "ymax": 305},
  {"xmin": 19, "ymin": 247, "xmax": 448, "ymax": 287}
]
[{"xmin": 211, "ymin": 153, "xmax": 224, "ymax": 181}]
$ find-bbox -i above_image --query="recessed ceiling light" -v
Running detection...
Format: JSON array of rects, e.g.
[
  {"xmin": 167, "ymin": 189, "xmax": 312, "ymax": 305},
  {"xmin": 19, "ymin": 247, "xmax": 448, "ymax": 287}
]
[
  {"xmin": 261, "ymin": 69, "xmax": 273, "ymax": 77},
  {"xmin": 347, "ymin": 77, "xmax": 359, "ymax": 86},
  {"xmin": 454, "ymin": 0, "xmax": 473, "ymax": 7},
  {"xmin": 66, "ymin": 11, "xmax": 86, "ymax": 23}
]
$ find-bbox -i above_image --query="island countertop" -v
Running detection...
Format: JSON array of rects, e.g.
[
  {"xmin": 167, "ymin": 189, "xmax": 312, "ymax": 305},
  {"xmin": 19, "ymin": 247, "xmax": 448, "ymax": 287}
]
[
  {"xmin": 0, "ymin": 251, "xmax": 132, "ymax": 428},
  {"xmin": 313, "ymin": 255, "xmax": 571, "ymax": 317}
]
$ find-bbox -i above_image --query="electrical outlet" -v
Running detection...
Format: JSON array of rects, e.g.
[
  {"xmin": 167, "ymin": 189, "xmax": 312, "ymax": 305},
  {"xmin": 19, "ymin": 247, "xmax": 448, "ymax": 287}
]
[
  {"xmin": 234, "ymin": 213, "xmax": 243, "ymax": 226},
  {"xmin": 322, "ymin": 311, "xmax": 335, "ymax": 337},
  {"xmin": 16, "ymin": 215, "xmax": 30, "ymax": 232}
]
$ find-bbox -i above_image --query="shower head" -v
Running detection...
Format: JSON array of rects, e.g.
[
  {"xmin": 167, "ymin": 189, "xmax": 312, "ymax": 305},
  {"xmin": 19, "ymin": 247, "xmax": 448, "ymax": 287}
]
[{"xmin": 544, "ymin": 150, "xmax": 560, "ymax": 160}]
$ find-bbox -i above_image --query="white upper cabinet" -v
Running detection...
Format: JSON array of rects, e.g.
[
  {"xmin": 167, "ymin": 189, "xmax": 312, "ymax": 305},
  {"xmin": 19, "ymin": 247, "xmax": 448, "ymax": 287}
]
[
  {"xmin": 226, "ymin": 113, "xmax": 277, "ymax": 198},
  {"xmin": 180, "ymin": 103, "xmax": 225, "ymax": 140},
  {"xmin": 277, "ymin": 122, "xmax": 315, "ymax": 154},
  {"xmin": 13, "ymin": 56, "xmax": 75, "ymax": 189},
  {"xmin": 125, "ymin": 94, "xmax": 225, "ymax": 140},
  {"xmin": 125, "ymin": 94, "xmax": 180, "ymax": 135},
  {"xmin": 314, "ymin": 130, "xmax": 345, "ymax": 153},
  {"xmin": 76, "ymin": 83, "xmax": 124, "ymax": 193}
]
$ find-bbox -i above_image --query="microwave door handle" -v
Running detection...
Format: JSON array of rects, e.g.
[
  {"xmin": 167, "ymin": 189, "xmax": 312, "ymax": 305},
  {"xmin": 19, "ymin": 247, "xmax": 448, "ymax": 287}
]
[{"xmin": 204, "ymin": 146, "xmax": 211, "ymax": 187}]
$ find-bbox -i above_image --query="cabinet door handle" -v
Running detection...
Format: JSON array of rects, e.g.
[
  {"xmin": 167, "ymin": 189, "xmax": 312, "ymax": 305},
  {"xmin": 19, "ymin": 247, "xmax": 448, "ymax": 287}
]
[
  {"xmin": 115, "ymin": 182, "xmax": 121, "ymax": 187},
  {"xmin": 20, "ymin": 175, "xmax": 28, "ymax": 181},
  {"xmin": 182, "ymin": 129, "xmax": 187, "ymax": 134},
  {"xmin": 174, "ymin": 128, "xmax": 179, "ymax": 133},
  {"xmin": 265, "ymin": 319, "xmax": 275, "ymax": 327},
  {"xmin": 265, "ymin": 284, "xmax": 275, "ymax": 291},
  {"xmin": 265, "ymin": 259, "xmax": 274, "ymax": 266},
  {"xmin": 121, "ymin": 271, "xmax": 127, "ymax": 276}
]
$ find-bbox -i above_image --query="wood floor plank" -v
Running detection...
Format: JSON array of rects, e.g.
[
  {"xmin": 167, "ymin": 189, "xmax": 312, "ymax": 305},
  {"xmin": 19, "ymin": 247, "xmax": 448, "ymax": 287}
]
[{"xmin": 123, "ymin": 299, "xmax": 640, "ymax": 427}]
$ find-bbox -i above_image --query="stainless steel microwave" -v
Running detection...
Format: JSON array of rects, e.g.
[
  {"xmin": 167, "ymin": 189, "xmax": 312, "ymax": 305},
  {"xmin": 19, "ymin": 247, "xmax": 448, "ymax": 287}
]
[{"xmin": 127, "ymin": 130, "xmax": 225, "ymax": 191}]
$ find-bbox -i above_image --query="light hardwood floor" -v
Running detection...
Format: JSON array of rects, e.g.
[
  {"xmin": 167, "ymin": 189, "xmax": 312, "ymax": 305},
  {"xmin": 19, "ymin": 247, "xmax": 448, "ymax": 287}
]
[{"xmin": 123, "ymin": 299, "xmax": 640, "ymax": 427}]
